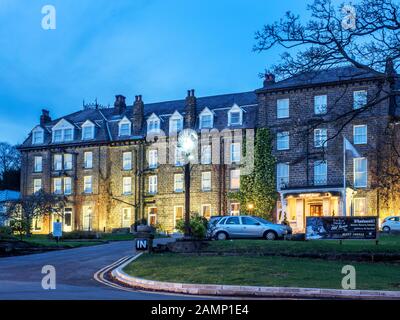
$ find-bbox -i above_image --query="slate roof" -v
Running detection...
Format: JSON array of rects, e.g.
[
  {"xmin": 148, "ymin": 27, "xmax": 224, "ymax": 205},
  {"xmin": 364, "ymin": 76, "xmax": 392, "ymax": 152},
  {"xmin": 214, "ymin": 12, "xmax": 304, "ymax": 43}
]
[
  {"xmin": 257, "ymin": 66, "xmax": 385, "ymax": 92},
  {"xmin": 20, "ymin": 91, "xmax": 258, "ymax": 149}
]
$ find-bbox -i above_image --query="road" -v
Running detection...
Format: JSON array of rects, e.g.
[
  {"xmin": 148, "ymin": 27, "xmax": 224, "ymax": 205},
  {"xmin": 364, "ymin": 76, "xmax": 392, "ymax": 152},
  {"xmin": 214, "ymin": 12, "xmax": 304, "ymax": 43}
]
[{"xmin": 0, "ymin": 239, "xmax": 195, "ymax": 300}]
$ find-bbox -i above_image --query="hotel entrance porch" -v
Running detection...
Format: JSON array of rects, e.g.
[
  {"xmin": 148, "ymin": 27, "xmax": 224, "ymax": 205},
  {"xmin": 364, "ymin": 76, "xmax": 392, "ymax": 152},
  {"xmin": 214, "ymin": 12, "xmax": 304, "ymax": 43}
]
[{"xmin": 277, "ymin": 187, "xmax": 352, "ymax": 233}]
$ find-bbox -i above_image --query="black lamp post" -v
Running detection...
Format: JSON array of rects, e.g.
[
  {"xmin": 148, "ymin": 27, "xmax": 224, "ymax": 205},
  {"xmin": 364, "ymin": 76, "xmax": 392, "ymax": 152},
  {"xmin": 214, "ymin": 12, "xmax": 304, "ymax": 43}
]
[{"xmin": 178, "ymin": 129, "xmax": 198, "ymax": 238}]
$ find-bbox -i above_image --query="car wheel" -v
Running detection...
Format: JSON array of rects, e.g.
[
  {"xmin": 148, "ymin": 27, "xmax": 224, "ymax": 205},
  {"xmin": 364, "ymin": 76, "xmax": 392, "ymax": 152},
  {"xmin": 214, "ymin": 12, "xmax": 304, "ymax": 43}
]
[
  {"xmin": 264, "ymin": 231, "xmax": 277, "ymax": 241},
  {"xmin": 383, "ymin": 226, "xmax": 391, "ymax": 233},
  {"xmin": 216, "ymin": 232, "xmax": 228, "ymax": 241}
]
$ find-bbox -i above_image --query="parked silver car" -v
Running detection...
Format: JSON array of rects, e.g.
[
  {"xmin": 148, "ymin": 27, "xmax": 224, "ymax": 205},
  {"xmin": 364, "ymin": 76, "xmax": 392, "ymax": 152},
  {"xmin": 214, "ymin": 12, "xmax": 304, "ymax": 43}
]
[
  {"xmin": 382, "ymin": 216, "xmax": 400, "ymax": 232},
  {"xmin": 211, "ymin": 215, "xmax": 292, "ymax": 240}
]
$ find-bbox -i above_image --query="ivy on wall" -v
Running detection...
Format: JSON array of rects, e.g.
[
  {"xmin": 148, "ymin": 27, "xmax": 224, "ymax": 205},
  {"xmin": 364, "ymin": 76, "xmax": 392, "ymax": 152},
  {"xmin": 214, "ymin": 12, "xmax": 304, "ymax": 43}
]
[{"xmin": 231, "ymin": 128, "xmax": 277, "ymax": 219}]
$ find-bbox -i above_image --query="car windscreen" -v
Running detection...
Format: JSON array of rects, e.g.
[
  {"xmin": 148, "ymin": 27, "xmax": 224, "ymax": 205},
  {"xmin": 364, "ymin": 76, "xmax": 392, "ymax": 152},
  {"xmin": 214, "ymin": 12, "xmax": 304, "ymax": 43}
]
[{"xmin": 254, "ymin": 217, "xmax": 272, "ymax": 224}]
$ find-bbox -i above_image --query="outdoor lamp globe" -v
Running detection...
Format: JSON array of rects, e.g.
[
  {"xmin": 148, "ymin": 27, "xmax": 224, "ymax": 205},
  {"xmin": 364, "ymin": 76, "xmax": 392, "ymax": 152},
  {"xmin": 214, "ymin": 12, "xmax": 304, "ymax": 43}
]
[{"xmin": 178, "ymin": 129, "xmax": 198, "ymax": 156}]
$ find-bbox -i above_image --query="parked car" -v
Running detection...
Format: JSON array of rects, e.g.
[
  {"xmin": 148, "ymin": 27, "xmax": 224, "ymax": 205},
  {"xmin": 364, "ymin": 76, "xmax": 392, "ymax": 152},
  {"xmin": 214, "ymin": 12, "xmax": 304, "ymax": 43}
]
[
  {"xmin": 206, "ymin": 216, "xmax": 224, "ymax": 239},
  {"xmin": 382, "ymin": 216, "xmax": 400, "ymax": 232},
  {"xmin": 211, "ymin": 215, "xmax": 292, "ymax": 240}
]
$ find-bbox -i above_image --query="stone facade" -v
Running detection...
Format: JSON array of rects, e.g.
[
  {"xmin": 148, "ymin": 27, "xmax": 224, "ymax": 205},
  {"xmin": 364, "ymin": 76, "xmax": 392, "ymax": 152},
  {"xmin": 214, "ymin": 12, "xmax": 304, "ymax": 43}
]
[
  {"xmin": 256, "ymin": 67, "xmax": 397, "ymax": 232},
  {"xmin": 18, "ymin": 66, "xmax": 399, "ymax": 234},
  {"xmin": 19, "ymin": 90, "xmax": 256, "ymax": 234}
]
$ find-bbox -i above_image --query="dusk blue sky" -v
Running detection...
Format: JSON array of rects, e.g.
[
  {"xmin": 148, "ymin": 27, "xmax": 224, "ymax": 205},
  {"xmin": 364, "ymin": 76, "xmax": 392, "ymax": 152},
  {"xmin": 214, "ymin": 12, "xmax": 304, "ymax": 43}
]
[{"xmin": 0, "ymin": 0, "xmax": 320, "ymax": 145}]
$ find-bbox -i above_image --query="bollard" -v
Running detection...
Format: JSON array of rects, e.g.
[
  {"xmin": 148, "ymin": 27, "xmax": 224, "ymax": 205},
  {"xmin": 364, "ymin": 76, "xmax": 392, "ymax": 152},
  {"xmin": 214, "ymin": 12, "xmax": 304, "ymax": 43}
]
[{"xmin": 135, "ymin": 225, "xmax": 155, "ymax": 253}]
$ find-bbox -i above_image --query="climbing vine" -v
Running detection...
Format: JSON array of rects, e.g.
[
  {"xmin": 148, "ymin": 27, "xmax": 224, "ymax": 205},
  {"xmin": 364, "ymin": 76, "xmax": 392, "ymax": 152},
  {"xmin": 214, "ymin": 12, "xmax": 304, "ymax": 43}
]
[{"xmin": 231, "ymin": 128, "xmax": 277, "ymax": 219}]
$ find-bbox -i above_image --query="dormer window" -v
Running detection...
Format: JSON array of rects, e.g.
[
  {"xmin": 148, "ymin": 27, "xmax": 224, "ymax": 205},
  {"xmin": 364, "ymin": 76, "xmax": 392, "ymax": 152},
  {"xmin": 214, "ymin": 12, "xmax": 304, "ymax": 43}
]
[
  {"xmin": 147, "ymin": 113, "xmax": 161, "ymax": 134},
  {"xmin": 82, "ymin": 120, "xmax": 95, "ymax": 140},
  {"xmin": 32, "ymin": 127, "xmax": 44, "ymax": 145},
  {"xmin": 199, "ymin": 108, "xmax": 213, "ymax": 129},
  {"xmin": 51, "ymin": 119, "xmax": 74, "ymax": 143},
  {"xmin": 228, "ymin": 104, "xmax": 243, "ymax": 126},
  {"xmin": 169, "ymin": 111, "xmax": 183, "ymax": 135},
  {"xmin": 118, "ymin": 117, "xmax": 131, "ymax": 136}
]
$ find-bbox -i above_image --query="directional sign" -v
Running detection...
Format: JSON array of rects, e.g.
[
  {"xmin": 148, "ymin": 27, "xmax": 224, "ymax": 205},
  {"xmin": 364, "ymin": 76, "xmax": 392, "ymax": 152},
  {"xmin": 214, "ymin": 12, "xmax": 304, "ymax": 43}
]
[
  {"xmin": 53, "ymin": 222, "xmax": 63, "ymax": 238},
  {"xmin": 135, "ymin": 238, "xmax": 148, "ymax": 251}
]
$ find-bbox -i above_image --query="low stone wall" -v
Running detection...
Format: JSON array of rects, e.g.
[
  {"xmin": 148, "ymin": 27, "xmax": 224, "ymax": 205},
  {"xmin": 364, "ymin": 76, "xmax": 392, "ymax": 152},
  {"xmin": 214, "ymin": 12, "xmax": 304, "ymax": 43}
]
[{"xmin": 111, "ymin": 255, "xmax": 400, "ymax": 299}]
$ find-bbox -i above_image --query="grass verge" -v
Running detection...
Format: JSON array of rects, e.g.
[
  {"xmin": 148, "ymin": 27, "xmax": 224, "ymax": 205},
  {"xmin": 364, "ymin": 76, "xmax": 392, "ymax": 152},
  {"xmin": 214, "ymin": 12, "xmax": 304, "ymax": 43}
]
[
  {"xmin": 203, "ymin": 234, "xmax": 400, "ymax": 255},
  {"xmin": 124, "ymin": 253, "xmax": 400, "ymax": 291}
]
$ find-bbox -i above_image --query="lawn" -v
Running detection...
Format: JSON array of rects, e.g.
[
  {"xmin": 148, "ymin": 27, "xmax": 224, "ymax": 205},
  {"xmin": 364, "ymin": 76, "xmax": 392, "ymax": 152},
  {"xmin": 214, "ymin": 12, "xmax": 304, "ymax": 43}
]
[
  {"xmin": 203, "ymin": 234, "xmax": 400, "ymax": 255},
  {"xmin": 124, "ymin": 253, "xmax": 400, "ymax": 291},
  {"xmin": 21, "ymin": 235, "xmax": 104, "ymax": 248}
]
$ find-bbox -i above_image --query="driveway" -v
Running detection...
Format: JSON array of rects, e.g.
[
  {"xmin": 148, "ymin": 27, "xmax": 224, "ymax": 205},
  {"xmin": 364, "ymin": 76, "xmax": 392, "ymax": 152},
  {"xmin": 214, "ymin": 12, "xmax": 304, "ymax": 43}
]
[{"xmin": 0, "ymin": 239, "xmax": 193, "ymax": 300}]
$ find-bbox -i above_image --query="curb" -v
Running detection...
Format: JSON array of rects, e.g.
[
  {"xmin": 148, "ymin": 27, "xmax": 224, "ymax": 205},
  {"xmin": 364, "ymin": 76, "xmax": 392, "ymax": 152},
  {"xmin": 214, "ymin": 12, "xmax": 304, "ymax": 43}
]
[{"xmin": 111, "ymin": 255, "xmax": 400, "ymax": 300}]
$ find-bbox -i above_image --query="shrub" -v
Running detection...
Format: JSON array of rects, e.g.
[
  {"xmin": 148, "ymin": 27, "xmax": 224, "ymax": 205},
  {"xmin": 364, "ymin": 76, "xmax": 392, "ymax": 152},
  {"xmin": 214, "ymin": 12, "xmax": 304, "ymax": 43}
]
[
  {"xmin": 0, "ymin": 226, "xmax": 12, "ymax": 235},
  {"xmin": 61, "ymin": 231, "xmax": 99, "ymax": 240},
  {"xmin": 176, "ymin": 214, "xmax": 208, "ymax": 240}
]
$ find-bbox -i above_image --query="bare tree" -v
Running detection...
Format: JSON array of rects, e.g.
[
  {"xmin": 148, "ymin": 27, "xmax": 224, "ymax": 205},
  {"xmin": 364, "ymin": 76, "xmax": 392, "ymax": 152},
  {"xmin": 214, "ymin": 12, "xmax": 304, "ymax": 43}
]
[
  {"xmin": 254, "ymin": 0, "xmax": 400, "ymax": 209},
  {"xmin": 0, "ymin": 142, "xmax": 20, "ymax": 179},
  {"xmin": 4, "ymin": 191, "xmax": 66, "ymax": 237}
]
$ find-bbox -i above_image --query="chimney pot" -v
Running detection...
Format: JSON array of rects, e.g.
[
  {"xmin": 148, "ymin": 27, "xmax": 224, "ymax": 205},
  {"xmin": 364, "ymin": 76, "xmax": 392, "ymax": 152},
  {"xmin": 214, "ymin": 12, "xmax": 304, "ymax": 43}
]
[{"xmin": 40, "ymin": 109, "xmax": 51, "ymax": 126}]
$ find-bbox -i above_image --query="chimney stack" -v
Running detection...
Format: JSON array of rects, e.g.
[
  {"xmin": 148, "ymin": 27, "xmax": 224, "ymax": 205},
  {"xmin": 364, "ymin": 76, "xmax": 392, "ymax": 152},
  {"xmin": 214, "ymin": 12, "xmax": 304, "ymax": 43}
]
[
  {"xmin": 263, "ymin": 73, "xmax": 276, "ymax": 87},
  {"xmin": 114, "ymin": 94, "xmax": 126, "ymax": 115},
  {"xmin": 40, "ymin": 109, "xmax": 51, "ymax": 126},
  {"xmin": 133, "ymin": 94, "xmax": 144, "ymax": 135},
  {"xmin": 184, "ymin": 89, "xmax": 196, "ymax": 129}
]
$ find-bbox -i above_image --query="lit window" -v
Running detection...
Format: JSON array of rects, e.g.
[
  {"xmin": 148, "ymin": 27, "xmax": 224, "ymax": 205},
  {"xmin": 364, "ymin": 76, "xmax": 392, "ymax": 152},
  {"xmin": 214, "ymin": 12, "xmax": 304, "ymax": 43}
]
[
  {"xmin": 314, "ymin": 129, "xmax": 328, "ymax": 148},
  {"xmin": 354, "ymin": 198, "xmax": 367, "ymax": 216},
  {"xmin": 64, "ymin": 154, "xmax": 73, "ymax": 170},
  {"xmin": 122, "ymin": 208, "xmax": 132, "ymax": 228},
  {"xmin": 199, "ymin": 110, "xmax": 213, "ymax": 129},
  {"xmin": 54, "ymin": 178, "xmax": 62, "ymax": 195},
  {"xmin": 32, "ymin": 216, "xmax": 43, "ymax": 231},
  {"xmin": 354, "ymin": 158, "xmax": 367, "ymax": 188},
  {"xmin": 230, "ymin": 169, "xmax": 240, "ymax": 190},
  {"xmin": 353, "ymin": 125, "xmax": 367, "ymax": 144},
  {"xmin": 123, "ymin": 152, "xmax": 132, "ymax": 170},
  {"xmin": 119, "ymin": 117, "xmax": 131, "ymax": 136},
  {"xmin": 34, "ymin": 156, "xmax": 42, "ymax": 173},
  {"xmin": 123, "ymin": 177, "xmax": 132, "ymax": 195},
  {"xmin": 169, "ymin": 112, "xmax": 183, "ymax": 135},
  {"xmin": 201, "ymin": 145, "xmax": 212, "ymax": 164},
  {"xmin": 277, "ymin": 132, "xmax": 289, "ymax": 150},
  {"xmin": 314, "ymin": 95, "xmax": 327, "ymax": 114},
  {"xmin": 201, "ymin": 204, "xmax": 212, "ymax": 220},
  {"xmin": 84, "ymin": 152, "xmax": 93, "ymax": 169},
  {"xmin": 314, "ymin": 160, "xmax": 327, "ymax": 185},
  {"xmin": 277, "ymin": 163, "xmax": 289, "ymax": 188},
  {"xmin": 82, "ymin": 123, "xmax": 95, "ymax": 140},
  {"xmin": 174, "ymin": 174, "xmax": 184, "ymax": 192},
  {"xmin": 64, "ymin": 177, "xmax": 72, "ymax": 195},
  {"xmin": 149, "ymin": 150, "xmax": 158, "ymax": 169},
  {"xmin": 353, "ymin": 90, "xmax": 367, "ymax": 109},
  {"xmin": 54, "ymin": 154, "xmax": 62, "ymax": 171},
  {"xmin": 33, "ymin": 179, "xmax": 42, "ymax": 194},
  {"xmin": 230, "ymin": 203, "xmax": 240, "ymax": 216},
  {"xmin": 201, "ymin": 172, "xmax": 212, "ymax": 191},
  {"xmin": 84, "ymin": 176, "xmax": 93, "ymax": 194},
  {"xmin": 175, "ymin": 147, "xmax": 185, "ymax": 166},
  {"xmin": 174, "ymin": 206, "xmax": 184, "ymax": 228},
  {"xmin": 228, "ymin": 105, "xmax": 243, "ymax": 126},
  {"xmin": 149, "ymin": 175, "xmax": 158, "ymax": 194},
  {"xmin": 32, "ymin": 129, "xmax": 44, "ymax": 144},
  {"xmin": 53, "ymin": 129, "xmax": 63, "ymax": 142},
  {"xmin": 277, "ymin": 98, "xmax": 289, "ymax": 119},
  {"xmin": 230, "ymin": 142, "xmax": 241, "ymax": 163},
  {"xmin": 64, "ymin": 129, "xmax": 73, "ymax": 141},
  {"xmin": 147, "ymin": 114, "xmax": 161, "ymax": 134}
]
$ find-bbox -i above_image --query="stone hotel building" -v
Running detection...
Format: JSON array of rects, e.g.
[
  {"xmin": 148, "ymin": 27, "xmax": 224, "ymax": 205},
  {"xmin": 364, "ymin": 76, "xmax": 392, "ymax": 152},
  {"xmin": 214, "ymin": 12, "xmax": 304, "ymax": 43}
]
[{"xmin": 19, "ymin": 66, "xmax": 399, "ymax": 234}]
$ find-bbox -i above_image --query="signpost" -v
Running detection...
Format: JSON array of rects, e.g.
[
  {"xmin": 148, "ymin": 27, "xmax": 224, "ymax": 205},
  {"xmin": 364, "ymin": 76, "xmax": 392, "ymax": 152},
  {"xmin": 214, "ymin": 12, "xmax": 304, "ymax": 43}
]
[
  {"xmin": 53, "ymin": 221, "xmax": 62, "ymax": 244},
  {"xmin": 306, "ymin": 216, "xmax": 378, "ymax": 241},
  {"xmin": 135, "ymin": 238, "xmax": 148, "ymax": 251}
]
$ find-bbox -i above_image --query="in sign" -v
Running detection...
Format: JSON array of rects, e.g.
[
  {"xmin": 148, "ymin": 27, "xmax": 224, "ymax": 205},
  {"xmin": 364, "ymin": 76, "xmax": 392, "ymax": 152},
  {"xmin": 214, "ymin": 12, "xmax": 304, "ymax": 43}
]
[{"xmin": 136, "ymin": 239, "xmax": 148, "ymax": 251}]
